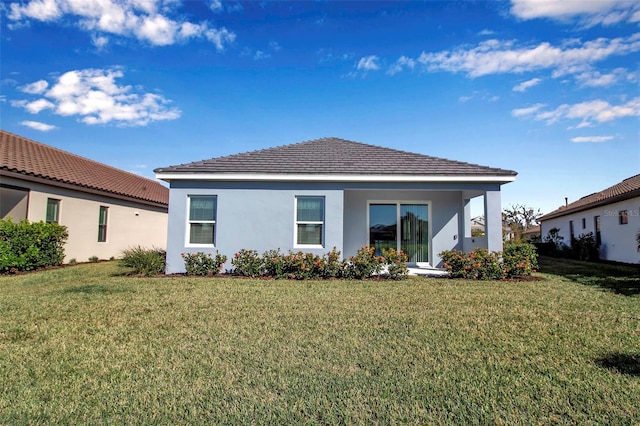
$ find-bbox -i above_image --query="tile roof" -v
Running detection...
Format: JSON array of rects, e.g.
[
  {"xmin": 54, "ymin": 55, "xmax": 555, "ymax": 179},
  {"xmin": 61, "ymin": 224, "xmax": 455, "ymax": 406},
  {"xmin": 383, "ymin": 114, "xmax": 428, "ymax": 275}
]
[
  {"xmin": 155, "ymin": 137, "xmax": 517, "ymax": 177},
  {"xmin": 539, "ymin": 174, "xmax": 640, "ymax": 221},
  {"xmin": 1, "ymin": 130, "xmax": 168, "ymax": 207}
]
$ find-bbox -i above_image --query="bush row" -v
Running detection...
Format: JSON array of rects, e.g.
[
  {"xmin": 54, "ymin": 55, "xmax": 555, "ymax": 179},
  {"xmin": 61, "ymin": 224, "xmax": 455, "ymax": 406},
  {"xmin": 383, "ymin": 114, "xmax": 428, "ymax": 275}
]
[
  {"xmin": 223, "ymin": 246, "xmax": 408, "ymax": 280},
  {"xmin": 439, "ymin": 242, "xmax": 538, "ymax": 280},
  {"xmin": 0, "ymin": 219, "xmax": 68, "ymax": 273}
]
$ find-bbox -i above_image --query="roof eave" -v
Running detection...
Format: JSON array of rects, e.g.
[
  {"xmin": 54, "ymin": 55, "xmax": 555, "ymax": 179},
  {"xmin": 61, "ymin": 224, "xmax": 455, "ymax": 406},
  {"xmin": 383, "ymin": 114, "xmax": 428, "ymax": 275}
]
[
  {"xmin": 539, "ymin": 189, "xmax": 640, "ymax": 221},
  {"xmin": 1, "ymin": 169, "xmax": 169, "ymax": 210},
  {"xmin": 154, "ymin": 172, "xmax": 517, "ymax": 184}
]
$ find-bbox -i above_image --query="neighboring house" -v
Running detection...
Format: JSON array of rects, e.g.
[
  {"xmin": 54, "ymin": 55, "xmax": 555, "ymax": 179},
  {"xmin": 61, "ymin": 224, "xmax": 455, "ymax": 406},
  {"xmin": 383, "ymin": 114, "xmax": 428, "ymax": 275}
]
[
  {"xmin": 155, "ymin": 137, "xmax": 516, "ymax": 274},
  {"xmin": 470, "ymin": 215, "xmax": 485, "ymax": 235},
  {"xmin": 522, "ymin": 225, "xmax": 541, "ymax": 242},
  {"xmin": 539, "ymin": 174, "xmax": 640, "ymax": 264},
  {"xmin": 0, "ymin": 130, "xmax": 169, "ymax": 263}
]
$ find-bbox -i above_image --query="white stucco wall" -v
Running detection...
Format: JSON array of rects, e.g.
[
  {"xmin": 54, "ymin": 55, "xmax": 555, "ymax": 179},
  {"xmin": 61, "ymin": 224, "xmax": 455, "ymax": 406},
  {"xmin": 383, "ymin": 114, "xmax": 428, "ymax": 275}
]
[
  {"xmin": 1, "ymin": 176, "xmax": 168, "ymax": 263},
  {"xmin": 163, "ymin": 180, "xmax": 508, "ymax": 274},
  {"xmin": 540, "ymin": 196, "xmax": 640, "ymax": 264}
]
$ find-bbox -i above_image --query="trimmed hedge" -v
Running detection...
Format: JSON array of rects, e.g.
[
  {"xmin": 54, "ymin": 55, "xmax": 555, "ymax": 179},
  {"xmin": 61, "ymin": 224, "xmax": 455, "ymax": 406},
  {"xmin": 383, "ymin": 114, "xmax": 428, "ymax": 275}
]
[
  {"xmin": 0, "ymin": 218, "xmax": 68, "ymax": 273},
  {"xmin": 230, "ymin": 246, "xmax": 408, "ymax": 280}
]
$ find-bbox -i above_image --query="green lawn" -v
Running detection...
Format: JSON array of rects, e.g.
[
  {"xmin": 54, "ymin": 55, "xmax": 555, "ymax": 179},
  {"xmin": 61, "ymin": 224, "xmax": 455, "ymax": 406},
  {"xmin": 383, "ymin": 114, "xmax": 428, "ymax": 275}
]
[{"xmin": 1, "ymin": 261, "xmax": 639, "ymax": 424}]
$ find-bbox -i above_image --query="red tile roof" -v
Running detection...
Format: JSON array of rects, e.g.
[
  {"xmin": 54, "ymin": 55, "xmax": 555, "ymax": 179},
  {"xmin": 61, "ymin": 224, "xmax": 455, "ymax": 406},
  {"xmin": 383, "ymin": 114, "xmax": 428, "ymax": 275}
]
[
  {"xmin": 539, "ymin": 174, "xmax": 640, "ymax": 221},
  {"xmin": 155, "ymin": 137, "xmax": 517, "ymax": 177},
  {"xmin": 1, "ymin": 130, "xmax": 168, "ymax": 208}
]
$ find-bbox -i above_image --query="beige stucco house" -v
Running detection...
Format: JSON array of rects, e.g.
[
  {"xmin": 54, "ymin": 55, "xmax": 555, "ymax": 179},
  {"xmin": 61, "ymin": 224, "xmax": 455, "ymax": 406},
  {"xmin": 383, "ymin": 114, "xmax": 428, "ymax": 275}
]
[{"xmin": 1, "ymin": 130, "xmax": 168, "ymax": 263}]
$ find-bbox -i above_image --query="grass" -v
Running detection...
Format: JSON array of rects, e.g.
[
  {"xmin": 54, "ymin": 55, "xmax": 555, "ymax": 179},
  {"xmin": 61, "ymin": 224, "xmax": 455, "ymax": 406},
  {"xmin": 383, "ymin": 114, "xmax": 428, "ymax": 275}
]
[{"xmin": 1, "ymin": 261, "xmax": 639, "ymax": 424}]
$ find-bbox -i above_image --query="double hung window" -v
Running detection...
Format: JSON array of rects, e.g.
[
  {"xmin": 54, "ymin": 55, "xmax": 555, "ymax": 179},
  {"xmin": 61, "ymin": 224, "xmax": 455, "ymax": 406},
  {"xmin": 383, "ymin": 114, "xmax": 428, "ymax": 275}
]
[
  {"xmin": 295, "ymin": 196, "xmax": 324, "ymax": 247},
  {"xmin": 188, "ymin": 196, "xmax": 217, "ymax": 245}
]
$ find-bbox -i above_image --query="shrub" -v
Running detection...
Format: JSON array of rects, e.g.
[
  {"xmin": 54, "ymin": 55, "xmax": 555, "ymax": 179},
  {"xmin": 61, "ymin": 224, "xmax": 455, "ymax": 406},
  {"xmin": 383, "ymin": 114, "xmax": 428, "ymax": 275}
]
[
  {"xmin": 440, "ymin": 243, "xmax": 537, "ymax": 280},
  {"xmin": 440, "ymin": 249, "xmax": 466, "ymax": 278},
  {"xmin": 0, "ymin": 218, "xmax": 68, "ymax": 273},
  {"xmin": 120, "ymin": 246, "xmax": 166, "ymax": 276},
  {"xmin": 182, "ymin": 251, "xmax": 227, "ymax": 276},
  {"xmin": 343, "ymin": 246, "xmax": 385, "ymax": 279},
  {"xmin": 503, "ymin": 241, "xmax": 538, "ymax": 278},
  {"xmin": 231, "ymin": 249, "xmax": 263, "ymax": 277},
  {"xmin": 323, "ymin": 247, "xmax": 343, "ymax": 279},
  {"xmin": 89, "ymin": 256, "xmax": 99, "ymax": 263},
  {"xmin": 381, "ymin": 248, "xmax": 409, "ymax": 280},
  {"xmin": 469, "ymin": 249, "xmax": 504, "ymax": 280},
  {"xmin": 572, "ymin": 232, "xmax": 599, "ymax": 261}
]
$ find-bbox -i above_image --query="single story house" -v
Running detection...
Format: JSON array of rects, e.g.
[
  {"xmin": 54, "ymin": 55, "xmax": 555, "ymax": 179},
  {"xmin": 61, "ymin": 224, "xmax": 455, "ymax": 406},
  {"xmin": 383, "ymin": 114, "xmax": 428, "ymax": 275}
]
[
  {"xmin": 155, "ymin": 137, "xmax": 516, "ymax": 274},
  {"xmin": 0, "ymin": 130, "xmax": 169, "ymax": 263},
  {"xmin": 539, "ymin": 174, "xmax": 640, "ymax": 264}
]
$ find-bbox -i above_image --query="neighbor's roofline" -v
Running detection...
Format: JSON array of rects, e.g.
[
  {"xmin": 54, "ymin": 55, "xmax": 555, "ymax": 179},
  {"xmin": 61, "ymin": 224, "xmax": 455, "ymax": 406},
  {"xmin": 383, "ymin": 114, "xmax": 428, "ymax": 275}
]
[
  {"xmin": 155, "ymin": 172, "xmax": 517, "ymax": 183},
  {"xmin": 539, "ymin": 188, "xmax": 640, "ymax": 221}
]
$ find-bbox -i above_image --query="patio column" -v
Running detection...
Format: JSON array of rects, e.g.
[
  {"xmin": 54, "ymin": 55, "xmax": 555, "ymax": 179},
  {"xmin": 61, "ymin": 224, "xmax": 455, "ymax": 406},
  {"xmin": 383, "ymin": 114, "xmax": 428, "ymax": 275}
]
[
  {"xmin": 463, "ymin": 198, "xmax": 471, "ymax": 239},
  {"xmin": 484, "ymin": 189, "xmax": 503, "ymax": 252}
]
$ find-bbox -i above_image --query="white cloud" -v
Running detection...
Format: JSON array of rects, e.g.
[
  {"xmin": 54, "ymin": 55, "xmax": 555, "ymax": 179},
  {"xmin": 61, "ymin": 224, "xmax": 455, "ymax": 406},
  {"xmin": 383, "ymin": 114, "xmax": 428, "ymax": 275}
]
[
  {"xmin": 510, "ymin": 0, "xmax": 640, "ymax": 26},
  {"xmin": 25, "ymin": 98, "xmax": 55, "ymax": 113},
  {"xmin": 8, "ymin": 0, "xmax": 62, "ymax": 21},
  {"xmin": 20, "ymin": 120, "xmax": 57, "ymax": 131},
  {"xmin": 478, "ymin": 29, "xmax": 495, "ymax": 36},
  {"xmin": 574, "ymin": 67, "xmax": 631, "ymax": 87},
  {"xmin": 511, "ymin": 103, "xmax": 546, "ymax": 117},
  {"xmin": 416, "ymin": 34, "xmax": 640, "ymax": 78},
  {"xmin": 387, "ymin": 56, "xmax": 416, "ymax": 75},
  {"xmin": 357, "ymin": 55, "xmax": 380, "ymax": 71},
  {"xmin": 7, "ymin": 0, "xmax": 236, "ymax": 49},
  {"xmin": 20, "ymin": 79, "xmax": 49, "ymax": 94},
  {"xmin": 571, "ymin": 136, "xmax": 614, "ymax": 143},
  {"xmin": 209, "ymin": 0, "xmax": 223, "ymax": 13},
  {"xmin": 253, "ymin": 50, "xmax": 270, "ymax": 60},
  {"xmin": 513, "ymin": 77, "xmax": 542, "ymax": 92},
  {"xmin": 459, "ymin": 96, "xmax": 473, "ymax": 103},
  {"xmin": 13, "ymin": 68, "xmax": 181, "ymax": 126},
  {"xmin": 518, "ymin": 98, "xmax": 640, "ymax": 126},
  {"xmin": 204, "ymin": 27, "xmax": 236, "ymax": 51},
  {"xmin": 92, "ymin": 35, "xmax": 109, "ymax": 50}
]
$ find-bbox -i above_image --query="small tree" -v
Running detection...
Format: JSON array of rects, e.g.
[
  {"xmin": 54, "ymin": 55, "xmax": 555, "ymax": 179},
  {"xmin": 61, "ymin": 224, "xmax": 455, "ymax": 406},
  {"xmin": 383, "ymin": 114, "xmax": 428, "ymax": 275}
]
[{"xmin": 502, "ymin": 204, "xmax": 541, "ymax": 242}]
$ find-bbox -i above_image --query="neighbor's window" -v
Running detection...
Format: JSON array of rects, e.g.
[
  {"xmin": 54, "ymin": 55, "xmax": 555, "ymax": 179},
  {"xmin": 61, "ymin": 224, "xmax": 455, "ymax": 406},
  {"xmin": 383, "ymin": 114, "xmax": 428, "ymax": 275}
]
[
  {"xmin": 594, "ymin": 216, "xmax": 601, "ymax": 246},
  {"xmin": 188, "ymin": 195, "xmax": 217, "ymax": 245},
  {"xmin": 98, "ymin": 206, "xmax": 108, "ymax": 242},
  {"xmin": 581, "ymin": 218, "xmax": 586, "ymax": 229},
  {"xmin": 295, "ymin": 196, "xmax": 324, "ymax": 246},
  {"xmin": 46, "ymin": 198, "xmax": 60, "ymax": 223},
  {"xmin": 619, "ymin": 210, "xmax": 628, "ymax": 225}
]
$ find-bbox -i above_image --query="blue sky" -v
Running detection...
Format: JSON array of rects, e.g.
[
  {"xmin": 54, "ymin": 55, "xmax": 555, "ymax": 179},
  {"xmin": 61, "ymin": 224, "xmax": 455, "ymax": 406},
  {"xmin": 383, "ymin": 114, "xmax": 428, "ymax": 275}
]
[{"xmin": 1, "ymin": 0, "xmax": 639, "ymax": 216}]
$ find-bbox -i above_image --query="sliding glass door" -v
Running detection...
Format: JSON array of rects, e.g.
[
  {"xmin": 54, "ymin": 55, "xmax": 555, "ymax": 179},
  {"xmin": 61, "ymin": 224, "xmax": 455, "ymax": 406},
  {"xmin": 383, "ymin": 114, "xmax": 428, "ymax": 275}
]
[{"xmin": 369, "ymin": 203, "xmax": 429, "ymax": 263}]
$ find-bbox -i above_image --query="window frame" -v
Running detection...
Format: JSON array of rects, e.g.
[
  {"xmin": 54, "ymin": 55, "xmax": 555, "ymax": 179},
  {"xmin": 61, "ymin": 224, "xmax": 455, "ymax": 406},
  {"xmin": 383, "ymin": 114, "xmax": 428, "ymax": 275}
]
[
  {"xmin": 619, "ymin": 210, "xmax": 628, "ymax": 225},
  {"xmin": 46, "ymin": 198, "xmax": 61, "ymax": 224},
  {"xmin": 186, "ymin": 195, "xmax": 217, "ymax": 247},
  {"xmin": 98, "ymin": 206, "xmax": 108, "ymax": 242},
  {"xmin": 294, "ymin": 196, "xmax": 325, "ymax": 248}
]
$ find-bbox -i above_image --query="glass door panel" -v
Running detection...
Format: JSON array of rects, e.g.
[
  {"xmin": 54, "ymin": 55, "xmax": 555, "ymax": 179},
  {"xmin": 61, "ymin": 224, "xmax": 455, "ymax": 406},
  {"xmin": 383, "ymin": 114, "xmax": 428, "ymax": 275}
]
[
  {"xmin": 369, "ymin": 204, "xmax": 397, "ymax": 256},
  {"xmin": 400, "ymin": 204, "xmax": 429, "ymax": 263}
]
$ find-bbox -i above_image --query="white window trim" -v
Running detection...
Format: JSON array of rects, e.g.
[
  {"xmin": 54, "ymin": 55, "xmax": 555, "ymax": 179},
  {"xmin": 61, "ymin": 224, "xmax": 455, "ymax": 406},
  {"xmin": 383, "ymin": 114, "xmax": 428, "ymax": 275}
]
[
  {"xmin": 294, "ymin": 196, "xmax": 325, "ymax": 249},
  {"xmin": 185, "ymin": 195, "xmax": 217, "ymax": 248},
  {"xmin": 366, "ymin": 200, "xmax": 432, "ymax": 266}
]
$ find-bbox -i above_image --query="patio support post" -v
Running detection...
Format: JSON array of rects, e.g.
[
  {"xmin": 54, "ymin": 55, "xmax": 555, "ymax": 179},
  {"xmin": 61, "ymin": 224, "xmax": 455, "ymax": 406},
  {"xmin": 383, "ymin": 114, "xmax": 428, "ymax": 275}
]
[
  {"xmin": 463, "ymin": 198, "xmax": 471, "ymax": 239},
  {"xmin": 484, "ymin": 189, "xmax": 503, "ymax": 253}
]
